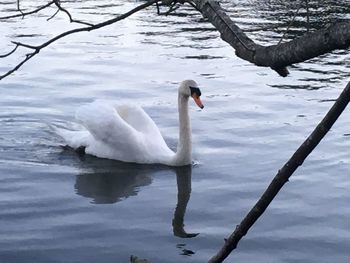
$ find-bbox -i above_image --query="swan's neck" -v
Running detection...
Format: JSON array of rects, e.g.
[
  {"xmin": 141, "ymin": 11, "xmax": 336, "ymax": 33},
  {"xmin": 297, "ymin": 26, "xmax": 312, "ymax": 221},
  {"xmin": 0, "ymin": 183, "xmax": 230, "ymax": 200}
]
[{"xmin": 173, "ymin": 94, "xmax": 192, "ymax": 165}]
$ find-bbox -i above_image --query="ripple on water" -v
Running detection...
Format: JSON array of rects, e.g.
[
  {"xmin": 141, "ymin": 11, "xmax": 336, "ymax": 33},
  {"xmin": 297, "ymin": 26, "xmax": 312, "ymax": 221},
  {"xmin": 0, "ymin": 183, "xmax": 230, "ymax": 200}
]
[{"xmin": 1, "ymin": 0, "xmax": 350, "ymax": 263}]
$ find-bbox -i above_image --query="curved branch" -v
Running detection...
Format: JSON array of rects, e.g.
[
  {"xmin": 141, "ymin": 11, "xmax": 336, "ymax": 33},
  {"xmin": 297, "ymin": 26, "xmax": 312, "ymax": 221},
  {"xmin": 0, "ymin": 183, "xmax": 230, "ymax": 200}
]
[
  {"xmin": 208, "ymin": 81, "xmax": 350, "ymax": 262},
  {"xmin": 52, "ymin": 0, "xmax": 94, "ymax": 26},
  {"xmin": 189, "ymin": 0, "xmax": 350, "ymax": 77},
  {"xmin": 0, "ymin": 51, "xmax": 38, "ymax": 80},
  {"xmin": 11, "ymin": 41, "xmax": 38, "ymax": 49},
  {"xmin": 0, "ymin": 0, "xmax": 159, "ymax": 80},
  {"xmin": 0, "ymin": 45, "xmax": 19, "ymax": 58},
  {"xmin": 0, "ymin": 1, "xmax": 55, "ymax": 20},
  {"xmin": 47, "ymin": 8, "xmax": 60, "ymax": 21}
]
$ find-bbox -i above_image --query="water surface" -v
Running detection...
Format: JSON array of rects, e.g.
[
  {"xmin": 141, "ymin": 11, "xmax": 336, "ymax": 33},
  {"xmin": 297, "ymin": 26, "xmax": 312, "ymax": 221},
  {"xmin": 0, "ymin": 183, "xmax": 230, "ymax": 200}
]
[{"xmin": 0, "ymin": 1, "xmax": 350, "ymax": 262}]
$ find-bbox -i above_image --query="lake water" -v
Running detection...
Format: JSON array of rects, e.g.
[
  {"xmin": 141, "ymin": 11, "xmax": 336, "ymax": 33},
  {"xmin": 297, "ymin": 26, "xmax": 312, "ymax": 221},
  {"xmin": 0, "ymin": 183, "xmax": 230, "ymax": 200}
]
[{"xmin": 0, "ymin": 1, "xmax": 349, "ymax": 262}]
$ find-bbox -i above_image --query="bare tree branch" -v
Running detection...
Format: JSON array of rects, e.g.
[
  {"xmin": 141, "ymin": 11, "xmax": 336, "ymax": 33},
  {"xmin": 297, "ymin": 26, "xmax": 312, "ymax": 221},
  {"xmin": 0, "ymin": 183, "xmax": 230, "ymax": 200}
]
[
  {"xmin": 52, "ymin": 0, "xmax": 94, "ymax": 26},
  {"xmin": 47, "ymin": 8, "xmax": 60, "ymax": 21},
  {"xmin": 187, "ymin": 0, "xmax": 350, "ymax": 77},
  {"xmin": 11, "ymin": 41, "xmax": 38, "ymax": 49},
  {"xmin": 16, "ymin": 0, "xmax": 24, "ymax": 15},
  {"xmin": 305, "ymin": 0, "xmax": 310, "ymax": 32},
  {"xmin": 0, "ymin": 0, "xmax": 159, "ymax": 80},
  {"xmin": 0, "ymin": 50, "xmax": 38, "ymax": 80},
  {"xmin": 0, "ymin": 1, "xmax": 55, "ymax": 20},
  {"xmin": 0, "ymin": 0, "xmax": 93, "ymax": 26},
  {"xmin": 208, "ymin": 81, "xmax": 350, "ymax": 263},
  {"xmin": 1, "ymin": 0, "xmax": 349, "ymax": 79},
  {"xmin": 0, "ymin": 45, "xmax": 19, "ymax": 58},
  {"xmin": 278, "ymin": 1, "xmax": 302, "ymax": 44}
]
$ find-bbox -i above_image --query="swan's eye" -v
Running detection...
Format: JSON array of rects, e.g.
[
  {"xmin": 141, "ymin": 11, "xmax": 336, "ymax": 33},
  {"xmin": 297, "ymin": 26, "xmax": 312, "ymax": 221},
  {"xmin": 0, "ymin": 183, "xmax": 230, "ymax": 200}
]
[{"xmin": 190, "ymin": 86, "xmax": 201, "ymax": 97}]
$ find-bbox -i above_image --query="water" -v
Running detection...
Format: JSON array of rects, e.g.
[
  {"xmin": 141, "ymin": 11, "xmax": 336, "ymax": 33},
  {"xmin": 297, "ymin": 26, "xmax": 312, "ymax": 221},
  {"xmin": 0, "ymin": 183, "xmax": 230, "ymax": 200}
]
[{"xmin": 0, "ymin": 0, "xmax": 349, "ymax": 262}]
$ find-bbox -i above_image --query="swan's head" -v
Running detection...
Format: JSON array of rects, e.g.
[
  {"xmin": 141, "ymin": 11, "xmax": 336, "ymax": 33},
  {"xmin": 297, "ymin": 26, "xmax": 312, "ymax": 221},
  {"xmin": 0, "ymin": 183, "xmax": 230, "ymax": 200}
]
[{"xmin": 179, "ymin": 80, "xmax": 204, "ymax": 109}]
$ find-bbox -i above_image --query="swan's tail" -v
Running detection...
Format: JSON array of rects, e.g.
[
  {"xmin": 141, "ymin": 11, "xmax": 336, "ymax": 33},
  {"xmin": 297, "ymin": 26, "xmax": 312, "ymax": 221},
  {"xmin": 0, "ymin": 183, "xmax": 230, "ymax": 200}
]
[{"xmin": 50, "ymin": 123, "xmax": 90, "ymax": 150}]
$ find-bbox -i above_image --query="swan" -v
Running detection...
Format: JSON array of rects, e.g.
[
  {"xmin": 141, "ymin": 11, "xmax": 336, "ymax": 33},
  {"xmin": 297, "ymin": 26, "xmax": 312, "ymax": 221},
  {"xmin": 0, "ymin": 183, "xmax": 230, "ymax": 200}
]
[{"xmin": 54, "ymin": 80, "xmax": 204, "ymax": 166}]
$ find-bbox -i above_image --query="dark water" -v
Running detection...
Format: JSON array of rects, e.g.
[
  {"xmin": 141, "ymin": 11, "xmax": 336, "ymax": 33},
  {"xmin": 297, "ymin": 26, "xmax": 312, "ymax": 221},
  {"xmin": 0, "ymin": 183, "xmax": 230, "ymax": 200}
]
[{"xmin": 0, "ymin": 1, "xmax": 349, "ymax": 262}]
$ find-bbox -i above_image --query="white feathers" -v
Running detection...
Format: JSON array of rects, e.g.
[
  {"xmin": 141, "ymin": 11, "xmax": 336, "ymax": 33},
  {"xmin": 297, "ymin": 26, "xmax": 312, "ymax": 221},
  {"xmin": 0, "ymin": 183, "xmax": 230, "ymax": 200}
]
[{"xmin": 54, "ymin": 80, "xmax": 200, "ymax": 166}]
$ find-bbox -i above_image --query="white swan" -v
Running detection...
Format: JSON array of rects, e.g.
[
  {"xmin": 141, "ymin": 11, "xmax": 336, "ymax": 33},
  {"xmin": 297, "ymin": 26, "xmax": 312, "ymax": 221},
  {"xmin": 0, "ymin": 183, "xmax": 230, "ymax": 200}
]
[{"xmin": 54, "ymin": 80, "xmax": 204, "ymax": 166}]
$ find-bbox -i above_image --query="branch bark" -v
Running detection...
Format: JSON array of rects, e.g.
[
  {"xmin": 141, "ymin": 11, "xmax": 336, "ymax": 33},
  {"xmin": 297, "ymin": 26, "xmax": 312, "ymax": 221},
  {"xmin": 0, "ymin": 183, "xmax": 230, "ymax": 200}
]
[
  {"xmin": 188, "ymin": 0, "xmax": 350, "ymax": 76},
  {"xmin": 208, "ymin": 80, "xmax": 350, "ymax": 263}
]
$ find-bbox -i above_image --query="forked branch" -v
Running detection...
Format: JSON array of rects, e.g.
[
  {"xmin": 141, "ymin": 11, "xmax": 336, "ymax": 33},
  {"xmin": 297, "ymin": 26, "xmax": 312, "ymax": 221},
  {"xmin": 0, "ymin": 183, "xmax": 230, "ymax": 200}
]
[
  {"xmin": 50, "ymin": 0, "xmax": 93, "ymax": 26},
  {"xmin": 0, "ymin": 0, "xmax": 55, "ymax": 20},
  {"xmin": 0, "ymin": 0, "xmax": 159, "ymax": 80},
  {"xmin": 0, "ymin": 0, "xmax": 93, "ymax": 25},
  {"xmin": 2, "ymin": 0, "xmax": 349, "ymax": 80},
  {"xmin": 187, "ymin": 0, "xmax": 350, "ymax": 77}
]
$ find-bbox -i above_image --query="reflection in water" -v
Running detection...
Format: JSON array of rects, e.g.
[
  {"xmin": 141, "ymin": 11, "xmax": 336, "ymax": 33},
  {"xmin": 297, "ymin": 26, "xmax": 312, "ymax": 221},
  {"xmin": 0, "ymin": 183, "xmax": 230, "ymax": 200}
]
[
  {"xmin": 172, "ymin": 166, "xmax": 199, "ymax": 239},
  {"xmin": 74, "ymin": 156, "xmax": 199, "ymax": 239},
  {"xmin": 74, "ymin": 156, "xmax": 153, "ymax": 204}
]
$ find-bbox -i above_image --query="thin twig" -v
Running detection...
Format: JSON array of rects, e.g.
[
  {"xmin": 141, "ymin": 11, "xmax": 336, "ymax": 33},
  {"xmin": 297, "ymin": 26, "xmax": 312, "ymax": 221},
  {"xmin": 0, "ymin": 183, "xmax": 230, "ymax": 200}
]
[
  {"xmin": 0, "ymin": 0, "xmax": 159, "ymax": 80},
  {"xmin": 0, "ymin": 50, "xmax": 38, "ymax": 80},
  {"xmin": 156, "ymin": 1, "xmax": 161, "ymax": 14},
  {"xmin": 0, "ymin": 45, "xmax": 19, "ymax": 58},
  {"xmin": 187, "ymin": 0, "xmax": 201, "ymax": 12},
  {"xmin": 47, "ymin": 8, "xmax": 60, "ymax": 21},
  {"xmin": 11, "ymin": 41, "xmax": 38, "ymax": 50},
  {"xmin": 17, "ymin": 0, "xmax": 24, "ymax": 16},
  {"xmin": 165, "ymin": 3, "xmax": 180, "ymax": 15},
  {"xmin": 155, "ymin": 0, "xmax": 180, "ymax": 16},
  {"xmin": 52, "ymin": 0, "xmax": 94, "ymax": 26},
  {"xmin": 0, "ymin": 1, "xmax": 55, "ymax": 20},
  {"xmin": 278, "ymin": 1, "xmax": 302, "ymax": 44},
  {"xmin": 306, "ymin": 0, "xmax": 310, "ymax": 33}
]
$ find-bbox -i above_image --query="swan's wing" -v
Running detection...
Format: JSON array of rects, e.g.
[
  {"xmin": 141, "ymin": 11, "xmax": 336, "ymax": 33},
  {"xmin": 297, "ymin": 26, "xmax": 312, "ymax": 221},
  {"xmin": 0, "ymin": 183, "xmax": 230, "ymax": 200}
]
[
  {"xmin": 113, "ymin": 104, "xmax": 164, "ymax": 137},
  {"xmin": 75, "ymin": 101, "xmax": 141, "ymax": 147},
  {"xmin": 114, "ymin": 104, "xmax": 176, "ymax": 160}
]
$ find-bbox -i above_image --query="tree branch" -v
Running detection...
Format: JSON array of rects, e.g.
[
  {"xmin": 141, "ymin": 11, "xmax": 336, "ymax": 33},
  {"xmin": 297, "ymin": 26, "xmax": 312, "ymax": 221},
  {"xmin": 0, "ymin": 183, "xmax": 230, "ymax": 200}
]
[
  {"xmin": 0, "ymin": 45, "xmax": 19, "ymax": 58},
  {"xmin": 208, "ymin": 81, "xmax": 350, "ymax": 262},
  {"xmin": 0, "ymin": 0, "xmax": 93, "ymax": 26},
  {"xmin": 188, "ymin": 0, "xmax": 350, "ymax": 77},
  {"xmin": 305, "ymin": 0, "xmax": 310, "ymax": 32},
  {"xmin": 0, "ymin": 1, "xmax": 55, "ymax": 20},
  {"xmin": 16, "ymin": 0, "xmax": 24, "ymax": 15},
  {"xmin": 278, "ymin": 1, "xmax": 302, "ymax": 44},
  {"xmin": 0, "ymin": 50, "xmax": 38, "ymax": 80},
  {"xmin": 11, "ymin": 41, "xmax": 38, "ymax": 50},
  {"xmin": 51, "ymin": 0, "xmax": 94, "ymax": 26},
  {"xmin": 0, "ymin": 0, "xmax": 159, "ymax": 80}
]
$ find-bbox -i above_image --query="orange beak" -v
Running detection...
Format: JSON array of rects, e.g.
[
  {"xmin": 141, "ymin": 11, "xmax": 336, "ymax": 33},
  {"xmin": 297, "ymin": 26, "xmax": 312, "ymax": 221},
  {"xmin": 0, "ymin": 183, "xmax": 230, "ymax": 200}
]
[{"xmin": 191, "ymin": 94, "xmax": 204, "ymax": 109}]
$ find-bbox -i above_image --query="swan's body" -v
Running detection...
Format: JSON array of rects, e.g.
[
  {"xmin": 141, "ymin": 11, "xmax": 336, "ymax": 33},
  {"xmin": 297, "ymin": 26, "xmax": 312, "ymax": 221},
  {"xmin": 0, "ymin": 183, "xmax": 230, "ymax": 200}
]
[{"xmin": 55, "ymin": 80, "xmax": 203, "ymax": 166}]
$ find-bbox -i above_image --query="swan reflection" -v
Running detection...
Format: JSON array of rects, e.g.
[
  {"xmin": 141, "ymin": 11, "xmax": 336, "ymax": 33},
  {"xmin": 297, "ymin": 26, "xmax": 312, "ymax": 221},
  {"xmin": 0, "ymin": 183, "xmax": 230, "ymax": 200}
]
[
  {"xmin": 74, "ymin": 157, "xmax": 199, "ymax": 238},
  {"xmin": 74, "ymin": 157, "xmax": 154, "ymax": 204},
  {"xmin": 173, "ymin": 166, "xmax": 199, "ymax": 238}
]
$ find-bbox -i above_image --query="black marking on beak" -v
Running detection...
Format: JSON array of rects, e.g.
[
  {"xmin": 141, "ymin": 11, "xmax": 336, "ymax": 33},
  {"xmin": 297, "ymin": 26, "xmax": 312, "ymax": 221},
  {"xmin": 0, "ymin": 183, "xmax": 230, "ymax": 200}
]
[{"xmin": 190, "ymin": 86, "xmax": 201, "ymax": 97}]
